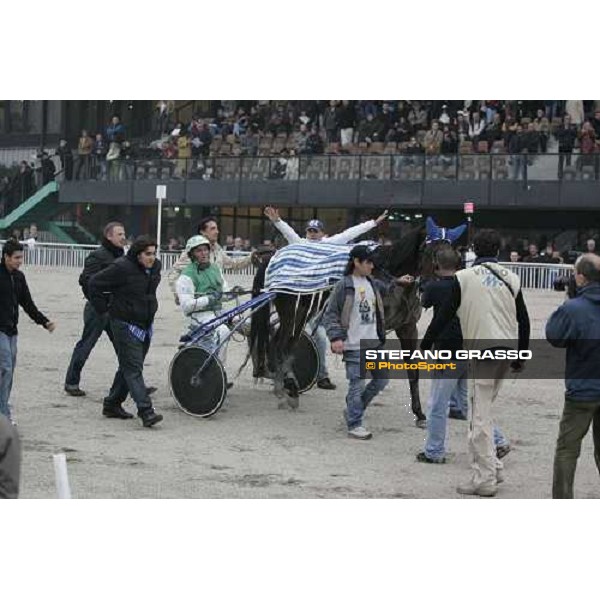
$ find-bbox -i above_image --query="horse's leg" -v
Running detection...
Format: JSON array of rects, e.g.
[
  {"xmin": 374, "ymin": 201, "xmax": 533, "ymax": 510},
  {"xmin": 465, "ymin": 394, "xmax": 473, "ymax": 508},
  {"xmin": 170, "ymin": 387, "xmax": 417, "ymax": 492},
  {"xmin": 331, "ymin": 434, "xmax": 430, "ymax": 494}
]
[{"xmin": 396, "ymin": 322, "xmax": 427, "ymax": 428}]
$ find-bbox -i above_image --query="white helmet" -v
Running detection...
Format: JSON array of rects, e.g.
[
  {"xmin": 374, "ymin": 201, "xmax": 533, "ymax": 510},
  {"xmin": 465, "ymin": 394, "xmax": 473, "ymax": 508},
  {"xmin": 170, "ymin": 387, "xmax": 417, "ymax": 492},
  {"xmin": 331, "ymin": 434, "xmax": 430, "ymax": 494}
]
[{"xmin": 185, "ymin": 235, "xmax": 210, "ymax": 256}]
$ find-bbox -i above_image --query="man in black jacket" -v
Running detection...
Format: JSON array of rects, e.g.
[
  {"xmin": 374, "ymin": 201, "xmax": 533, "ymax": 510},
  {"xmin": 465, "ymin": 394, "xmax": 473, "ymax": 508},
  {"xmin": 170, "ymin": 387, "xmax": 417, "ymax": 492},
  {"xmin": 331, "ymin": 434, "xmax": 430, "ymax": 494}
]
[
  {"xmin": 0, "ymin": 240, "xmax": 56, "ymax": 422},
  {"xmin": 88, "ymin": 236, "xmax": 163, "ymax": 427},
  {"xmin": 64, "ymin": 222, "xmax": 126, "ymax": 397},
  {"xmin": 556, "ymin": 115, "xmax": 578, "ymax": 178}
]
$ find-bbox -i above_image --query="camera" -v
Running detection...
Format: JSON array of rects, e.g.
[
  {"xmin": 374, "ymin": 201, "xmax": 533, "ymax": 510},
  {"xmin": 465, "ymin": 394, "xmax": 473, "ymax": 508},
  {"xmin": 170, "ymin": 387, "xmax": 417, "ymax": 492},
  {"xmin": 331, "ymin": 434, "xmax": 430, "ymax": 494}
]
[{"xmin": 553, "ymin": 274, "xmax": 577, "ymax": 299}]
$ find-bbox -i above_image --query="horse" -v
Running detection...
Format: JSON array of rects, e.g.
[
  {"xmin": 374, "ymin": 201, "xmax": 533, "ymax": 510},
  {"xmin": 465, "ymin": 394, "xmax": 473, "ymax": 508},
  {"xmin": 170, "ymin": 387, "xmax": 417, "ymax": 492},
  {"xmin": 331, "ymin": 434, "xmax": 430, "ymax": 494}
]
[{"xmin": 247, "ymin": 217, "xmax": 466, "ymax": 427}]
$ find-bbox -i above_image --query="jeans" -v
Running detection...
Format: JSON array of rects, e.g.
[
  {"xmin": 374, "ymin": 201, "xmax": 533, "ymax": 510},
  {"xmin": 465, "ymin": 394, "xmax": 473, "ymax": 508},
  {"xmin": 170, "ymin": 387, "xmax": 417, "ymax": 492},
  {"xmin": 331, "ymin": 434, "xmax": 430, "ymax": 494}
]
[
  {"xmin": 0, "ymin": 333, "xmax": 18, "ymax": 420},
  {"xmin": 306, "ymin": 316, "xmax": 328, "ymax": 381},
  {"xmin": 552, "ymin": 400, "xmax": 600, "ymax": 499},
  {"xmin": 425, "ymin": 361, "xmax": 508, "ymax": 460},
  {"xmin": 65, "ymin": 302, "xmax": 115, "ymax": 387},
  {"xmin": 343, "ymin": 350, "xmax": 388, "ymax": 430},
  {"xmin": 105, "ymin": 319, "xmax": 153, "ymax": 414}
]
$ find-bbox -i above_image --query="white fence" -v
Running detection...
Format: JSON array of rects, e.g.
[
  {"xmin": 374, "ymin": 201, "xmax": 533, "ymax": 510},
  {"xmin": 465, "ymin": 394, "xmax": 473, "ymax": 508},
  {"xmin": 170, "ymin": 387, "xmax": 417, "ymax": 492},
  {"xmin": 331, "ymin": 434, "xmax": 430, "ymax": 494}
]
[
  {"xmin": 0, "ymin": 241, "xmax": 574, "ymax": 288},
  {"xmin": 0, "ymin": 240, "xmax": 256, "ymax": 275}
]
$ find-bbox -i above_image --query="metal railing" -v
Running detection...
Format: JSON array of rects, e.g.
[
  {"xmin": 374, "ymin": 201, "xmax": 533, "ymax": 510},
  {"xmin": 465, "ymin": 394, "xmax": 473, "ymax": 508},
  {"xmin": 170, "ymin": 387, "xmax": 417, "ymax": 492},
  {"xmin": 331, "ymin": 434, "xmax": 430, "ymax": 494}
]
[
  {"xmin": 498, "ymin": 261, "xmax": 573, "ymax": 290},
  {"xmin": 0, "ymin": 240, "xmax": 256, "ymax": 275},
  {"xmin": 0, "ymin": 240, "xmax": 575, "ymax": 289},
  {"xmin": 52, "ymin": 152, "xmax": 600, "ymax": 184}
]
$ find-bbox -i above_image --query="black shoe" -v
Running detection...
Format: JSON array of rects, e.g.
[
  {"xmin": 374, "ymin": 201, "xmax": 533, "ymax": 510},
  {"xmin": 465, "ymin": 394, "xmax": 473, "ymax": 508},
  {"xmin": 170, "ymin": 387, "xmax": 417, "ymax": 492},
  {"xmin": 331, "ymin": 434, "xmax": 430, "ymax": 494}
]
[
  {"xmin": 317, "ymin": 377, "xmax": 336, "ymax": 390},
  {"xmin": 227, "ymin": 382, "xmax": 234, "ymax": 390},
  {"xmin": 65, "ymin": 385, "xmax": 86, "ymax": 397},
  {"xmin": 145, "ymin": 386, "xmax": 158, "ymax": 396},
  {"xmin": 102, "ymin": 404, "xmax": 134, "ymax": 419},
  {"xmin": 448, "ymin": 409, "xmax": 467, "ymax": 421},
  {"xmin": 140, "ymin": 409, "xmax": 163, "ymax": 428},
  {"xmin": 416, "ymin": 451, "xmax": 446, "ymax": 464},
  {"xmin": 496, "ymin": 444, "xmax": 511, "ymax": 459}
]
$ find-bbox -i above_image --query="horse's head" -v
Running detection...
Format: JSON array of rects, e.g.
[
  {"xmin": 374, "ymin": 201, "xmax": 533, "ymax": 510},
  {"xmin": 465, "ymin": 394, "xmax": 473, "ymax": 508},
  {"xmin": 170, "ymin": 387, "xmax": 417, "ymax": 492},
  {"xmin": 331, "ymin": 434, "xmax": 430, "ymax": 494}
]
[
  {"xmin": 419, "ymin": 217, "xmax": 467, "ymax": 280},
  {"xmin": 372, "ymin": 225, "xmax": 427, "ymax": 280}
]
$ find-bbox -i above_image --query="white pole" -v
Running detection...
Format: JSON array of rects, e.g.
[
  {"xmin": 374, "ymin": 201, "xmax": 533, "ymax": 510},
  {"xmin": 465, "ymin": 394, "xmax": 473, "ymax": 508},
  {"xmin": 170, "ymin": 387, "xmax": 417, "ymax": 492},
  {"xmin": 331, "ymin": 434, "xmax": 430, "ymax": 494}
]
[
  {"xmin": 53, "ymin": 453, "xmax": 72, "ymax": 499},
  {"xmin": 155, "ymin": 185, "xmax": 167, "ymax": 260}
]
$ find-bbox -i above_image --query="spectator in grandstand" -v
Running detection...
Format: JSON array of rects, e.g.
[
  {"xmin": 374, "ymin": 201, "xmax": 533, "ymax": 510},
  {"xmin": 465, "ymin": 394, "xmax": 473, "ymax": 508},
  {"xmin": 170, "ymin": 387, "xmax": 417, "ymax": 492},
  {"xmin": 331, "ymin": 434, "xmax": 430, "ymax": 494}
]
[
  {"xmin": 455, "ymin": 111, "xmax": 470, "ymax": 142},
  {"xmin": 233, "ymin": 112, "xmax": 249, "ymax": 138},
  {"xmin": 533, "ymin": 110, "xmax": 550, "ymax": 153},
  {"xmin": 285, "ymin": 149, "xmax": 299, "ymax": 180},
  {"xmin": 323, "ymin": 101, "xmax": 340, "ymax": 144},
  {"xmin": 338, "ymin": 100, "xmax": 357, "ymax": 148},
  {"xmin": 167, "ymin": 238, "xmax": 181, "ymax": 252},
  {"xmin": 555, "ymin": 115, "xmax": 578, "ymax": 178},
  {"xmin": 40, "ymin": 152, "xmax": 56, "ymax": 185},
  {"xmin": 508, "ymin": 124, "xmax": 526, "ymax": 180},
  {"xmin": 577, "ymin": 121, "xmax": 597, "ymax": 171},
  {"xmin": 154, "ymin": 101, "xmax": 174, "ymax": 135},
  {"xmin": 402, "ymin": 136, "xmax": 424, "ymax": 167},
  {"xmin": 546, "ymin": 253, "xmax": 600, "ymax": 498},
  {"xmin": 92, "ymin": 133, "xmax": 107, "ymax": 180},
  {"xmin": 421, "ymin": 229, "xmax": 530, "ymax": 496},
  {"xmin": 76, "ymin": 130, "xmax": 93, "ymax": 180},
  {"xmin": 485, "ymin": 113, "xmax": 503, "ymax": 148},
  {"xmin": 423, "ymin": 120, "xmax": 443, "ymax": 160},
  {"xmin": 408, "ymin": 102, "xmax": 428, "ymax": 130},
  {"xmin": 385, "ymin": 117, "xmax": 411, "ymax": 144},
  {"xmin": 10, "ymin": 161, "xmax": 36, "ymax": 204},
  {"xmin": 565, "ymin": 100, "xmax": 584, "ymax": 126},
  {"xmin": 243, "ymin": 239, "xmax": 252, "ymax": 252},
  {"xmin": 509, "ymin": 251, "xmax": 521, "ymax": 263},
  {"xmin": 440, "ymin": 126, "xmax": 458, "ymax": 165},
  {"xmin": 305, "ymin": 127, "xmax": 324, "ymax": 155},
  {"xmin": 56, "ymin": 139, "xmax": 74, "ymax": 181},
  {"xmin": 468, "ymin": 112, "xmax": 486, "ymax": 144},
  {"xmin": 294, "ymin": 123, "xmax": 310, "ymax": 154},
  {"xmin": 23, "ymin": 224, "xmax": 38, "ymax": 250},
  {"xmin": 523, "ymin": 122, "xmax": 540, "ymax": 165},
  {"xmin": 106, "ymin": 141, "xmax": 121, "ymax": 181},
  {"xmin": 176, "ymin": 131, "xmax": 191, "ymax": 177},
  {"xmin": 106, "ymin": 114, "xmax": 125, "ymax": 143},
  {"xmin": 233, "ymin": 237, "xmax": 244, "ymax": 253},
  {"xmin": 196, "ymin": 122, "xmax": 212, "ymax": 158},
  {"xmin": 438, "ymin": 105, "xmax": 451, "ymax": 126},
  {"xmin": 357, "ymin": 113, "xmax": 384, "ymax": 145},
  {"xmin": 241, "ymin": 128, "xmax": 259, "ymax": 156},
  {"xmin": 592, "ymin": 109, "xmax": 600, "ymax": 138},
  {"xmin": 379, "ymin": 103, "xmax": 394, "ymax": 139}
]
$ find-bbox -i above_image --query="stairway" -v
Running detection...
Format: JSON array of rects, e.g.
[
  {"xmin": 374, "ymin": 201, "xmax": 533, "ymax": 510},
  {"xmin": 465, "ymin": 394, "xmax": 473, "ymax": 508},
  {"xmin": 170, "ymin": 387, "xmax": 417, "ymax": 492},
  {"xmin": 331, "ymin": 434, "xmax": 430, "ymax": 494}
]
[
  {"xmin": 47, "ymin": 221, "xmax": 98, "ymax": 245},
  {"xmin": 0, "ymin": 181, "xmax": 59, "ymax": 233}
]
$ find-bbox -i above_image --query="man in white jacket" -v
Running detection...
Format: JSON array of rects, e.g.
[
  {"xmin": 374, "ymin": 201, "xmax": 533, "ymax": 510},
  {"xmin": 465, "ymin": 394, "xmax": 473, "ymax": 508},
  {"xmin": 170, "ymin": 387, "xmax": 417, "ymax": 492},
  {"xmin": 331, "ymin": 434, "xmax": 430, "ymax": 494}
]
[{"xmin": 263, "ymin": 206, "xmax": 389, "ymax": 390}]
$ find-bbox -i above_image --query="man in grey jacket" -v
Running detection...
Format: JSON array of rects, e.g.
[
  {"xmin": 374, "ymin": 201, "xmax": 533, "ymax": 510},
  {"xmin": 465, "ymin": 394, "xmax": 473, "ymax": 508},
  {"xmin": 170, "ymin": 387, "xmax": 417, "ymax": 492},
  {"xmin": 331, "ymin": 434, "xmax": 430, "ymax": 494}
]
[{"xmin": 324, "ymin": 245, "xmax": 413, "ymax": 440}]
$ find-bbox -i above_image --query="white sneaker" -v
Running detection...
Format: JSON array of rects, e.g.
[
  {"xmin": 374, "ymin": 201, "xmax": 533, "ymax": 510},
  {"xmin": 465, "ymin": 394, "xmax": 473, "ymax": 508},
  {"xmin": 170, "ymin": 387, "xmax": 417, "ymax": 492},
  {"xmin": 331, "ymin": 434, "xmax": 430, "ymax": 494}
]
[{"xmin": 348, "ymin": 426, "xmax": 372, "ymax": 440}]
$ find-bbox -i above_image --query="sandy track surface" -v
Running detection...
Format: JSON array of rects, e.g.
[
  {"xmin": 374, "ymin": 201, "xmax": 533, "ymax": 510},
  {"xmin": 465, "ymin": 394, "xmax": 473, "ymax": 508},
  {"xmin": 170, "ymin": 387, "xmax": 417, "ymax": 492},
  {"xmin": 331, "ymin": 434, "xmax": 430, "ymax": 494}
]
[{"xmin": 12, "ymin": 268, "xmax": 599, "ymax": 498}]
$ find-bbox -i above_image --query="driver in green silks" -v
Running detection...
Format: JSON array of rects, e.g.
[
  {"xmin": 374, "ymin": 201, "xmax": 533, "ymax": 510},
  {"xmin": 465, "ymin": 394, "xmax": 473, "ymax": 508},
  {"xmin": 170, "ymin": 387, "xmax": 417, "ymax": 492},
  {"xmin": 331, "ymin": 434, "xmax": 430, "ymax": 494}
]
[{"xmin": 176, "ymin": 235, "xmax": 237, "ymax": 370}]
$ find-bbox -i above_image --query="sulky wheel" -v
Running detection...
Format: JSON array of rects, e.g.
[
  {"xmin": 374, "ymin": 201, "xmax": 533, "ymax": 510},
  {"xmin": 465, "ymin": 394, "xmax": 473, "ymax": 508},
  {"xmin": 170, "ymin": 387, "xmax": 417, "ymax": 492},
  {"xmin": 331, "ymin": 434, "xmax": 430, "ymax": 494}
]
[
  {"xmin": 287, "ymin": 330, "xmax": 320, "ymax": 394},
  {"xmin": 169, "ymin": 346, "xmax": 227, "ymax": 418}
]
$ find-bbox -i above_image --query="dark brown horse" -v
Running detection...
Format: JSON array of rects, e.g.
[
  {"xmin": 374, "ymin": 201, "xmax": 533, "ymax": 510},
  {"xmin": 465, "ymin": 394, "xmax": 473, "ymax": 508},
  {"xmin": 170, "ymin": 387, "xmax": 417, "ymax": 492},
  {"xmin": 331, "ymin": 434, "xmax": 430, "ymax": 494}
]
[{"xmin": 248, "ymin": 226, "xmax": 431, "ymax": 426}]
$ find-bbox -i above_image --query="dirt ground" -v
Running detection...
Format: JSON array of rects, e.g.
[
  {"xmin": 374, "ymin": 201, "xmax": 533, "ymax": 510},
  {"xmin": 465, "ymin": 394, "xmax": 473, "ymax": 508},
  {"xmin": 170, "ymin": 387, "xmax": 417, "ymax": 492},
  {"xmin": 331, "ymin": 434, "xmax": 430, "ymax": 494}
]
[{"xmin": 12, "ymin": 267, "xmax": 599, "ymax": 499}]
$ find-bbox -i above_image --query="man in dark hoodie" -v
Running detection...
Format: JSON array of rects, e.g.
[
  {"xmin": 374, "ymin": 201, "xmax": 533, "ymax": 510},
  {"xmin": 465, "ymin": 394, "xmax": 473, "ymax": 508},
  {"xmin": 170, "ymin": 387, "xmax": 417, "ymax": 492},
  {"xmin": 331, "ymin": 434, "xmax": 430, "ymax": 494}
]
[
  {"xmin": 546, "ymin": 253, "xmax": 600, "ymax": 498},
  {"xmin": 88, "ymin": 235, "xmax": 163, "ymax": 427},
  {"xmin": 64, "ymin": 222, "xmax": 127, "ymax": 397},
  {"xmin": 0, "ymin": 239, "xmax": 56, "ymax": 423}
]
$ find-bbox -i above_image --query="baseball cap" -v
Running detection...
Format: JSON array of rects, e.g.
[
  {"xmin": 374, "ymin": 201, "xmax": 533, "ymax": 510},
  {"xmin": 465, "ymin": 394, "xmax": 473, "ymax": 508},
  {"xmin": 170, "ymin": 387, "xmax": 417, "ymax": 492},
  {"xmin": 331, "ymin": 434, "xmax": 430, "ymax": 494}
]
[
  {"xmin": 306, "ymin": 219, "xmax": 324, "ymax": 231},
  {"xmin": 349, "ymin": 245, "xmax": 375, "ymax": 261}
]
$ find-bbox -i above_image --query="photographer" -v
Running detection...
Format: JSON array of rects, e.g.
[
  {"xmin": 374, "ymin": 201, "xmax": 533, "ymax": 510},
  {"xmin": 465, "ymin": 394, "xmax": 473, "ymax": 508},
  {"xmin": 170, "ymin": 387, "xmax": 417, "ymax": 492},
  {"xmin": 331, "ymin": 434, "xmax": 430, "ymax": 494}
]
[{"xmin": 546, "ymin": 253, "xmax": 600, "ymax": 498}]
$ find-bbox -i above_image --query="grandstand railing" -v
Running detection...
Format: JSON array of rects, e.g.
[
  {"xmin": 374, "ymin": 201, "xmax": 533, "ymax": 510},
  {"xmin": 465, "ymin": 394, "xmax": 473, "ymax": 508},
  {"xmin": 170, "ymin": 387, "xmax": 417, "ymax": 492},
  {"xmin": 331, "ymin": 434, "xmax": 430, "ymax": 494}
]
[
  {"xmin": 0, "ymin": 240, "xmax": 575, "ymax": 290},
  {"xmin": 50, "ymin": 152, "xmax": 600, "ymax": 183}
]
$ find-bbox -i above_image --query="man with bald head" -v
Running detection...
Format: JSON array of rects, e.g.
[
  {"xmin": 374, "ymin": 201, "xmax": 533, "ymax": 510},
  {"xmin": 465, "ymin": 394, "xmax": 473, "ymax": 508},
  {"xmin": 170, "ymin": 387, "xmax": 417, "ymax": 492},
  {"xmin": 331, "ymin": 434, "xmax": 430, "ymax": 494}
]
[{"xmin": 546, "ymin": 253, "xmax": 600, "ymax": 498}]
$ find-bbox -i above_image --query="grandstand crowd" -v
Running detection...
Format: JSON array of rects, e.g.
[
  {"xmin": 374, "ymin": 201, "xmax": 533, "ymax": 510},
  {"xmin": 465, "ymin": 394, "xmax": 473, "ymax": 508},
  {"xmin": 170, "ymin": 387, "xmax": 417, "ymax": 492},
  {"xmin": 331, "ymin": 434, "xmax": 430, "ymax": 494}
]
[{"xmin": 2, "ymin": 100, "xmax": 600, "ymax": 208}]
